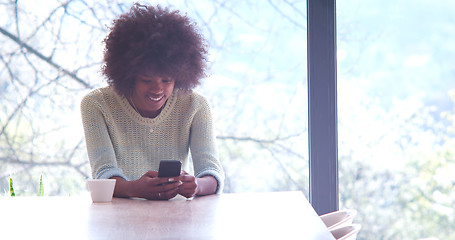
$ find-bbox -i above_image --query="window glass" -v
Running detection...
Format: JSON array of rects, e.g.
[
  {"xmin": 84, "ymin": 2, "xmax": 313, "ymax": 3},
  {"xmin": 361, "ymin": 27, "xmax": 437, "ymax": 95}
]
[
  {"xmin": 338, "ymin": 0, "xmax": 455, "ymax": 239},
  {"xmin": 186, "ymin": 1, "xmax": 309, "ymax": 194},
  {"xmin": 0, "ymin": 1, "xmax": 308, "ymax": 196}
]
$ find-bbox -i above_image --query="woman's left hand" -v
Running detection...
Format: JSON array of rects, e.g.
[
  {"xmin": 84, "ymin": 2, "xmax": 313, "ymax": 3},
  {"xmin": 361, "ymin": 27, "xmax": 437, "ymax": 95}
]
[{"xmin": 178, "ymin": 171, "xmax": 198, "ymax": 198}]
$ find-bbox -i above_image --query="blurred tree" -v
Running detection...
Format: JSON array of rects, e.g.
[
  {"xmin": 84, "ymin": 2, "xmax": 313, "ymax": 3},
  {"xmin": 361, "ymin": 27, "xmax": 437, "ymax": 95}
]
[
  {"xmin": 0, "ymin": 0, "xmax": 308, "ymax": 196},
  {"xmin": 337, "ymin": 1, "xmax": 455, "ymax": 239}
]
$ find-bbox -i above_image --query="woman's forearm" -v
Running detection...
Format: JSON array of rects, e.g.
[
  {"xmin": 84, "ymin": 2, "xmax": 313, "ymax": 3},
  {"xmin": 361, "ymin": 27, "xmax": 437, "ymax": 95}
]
[
  {"xmin": 196, "ymin": 175, "xmax": 218, "ymax": 196},
  {"xmin": 110, "ymin": 176, "xmax": 135, "ymax": 198}
]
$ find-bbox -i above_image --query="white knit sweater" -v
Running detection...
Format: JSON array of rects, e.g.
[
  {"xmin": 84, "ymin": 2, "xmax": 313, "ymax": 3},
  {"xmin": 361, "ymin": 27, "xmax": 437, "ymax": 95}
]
[{"xmin": 81, "ymin": 86, "xmax": 224, "ymax": 193}]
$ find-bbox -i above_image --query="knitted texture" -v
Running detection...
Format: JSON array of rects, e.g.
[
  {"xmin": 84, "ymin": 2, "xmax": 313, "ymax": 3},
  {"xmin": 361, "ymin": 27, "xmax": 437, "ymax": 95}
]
[{"xmin": 81, "ymin": 86, "xmax": 224, "ymax": 193}]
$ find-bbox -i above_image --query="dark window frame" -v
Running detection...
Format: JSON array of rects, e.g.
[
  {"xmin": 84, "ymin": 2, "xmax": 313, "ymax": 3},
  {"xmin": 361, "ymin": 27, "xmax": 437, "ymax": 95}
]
[{"xmin": 307, "ymin": 0, "xmax": 339, "ymax": 215}]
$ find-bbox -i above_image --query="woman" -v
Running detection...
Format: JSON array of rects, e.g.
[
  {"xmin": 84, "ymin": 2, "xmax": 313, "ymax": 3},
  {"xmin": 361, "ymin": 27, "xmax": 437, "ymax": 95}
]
[{"xmin": 81, "ymin": 3, "xmax": 224, "ymax": 200}]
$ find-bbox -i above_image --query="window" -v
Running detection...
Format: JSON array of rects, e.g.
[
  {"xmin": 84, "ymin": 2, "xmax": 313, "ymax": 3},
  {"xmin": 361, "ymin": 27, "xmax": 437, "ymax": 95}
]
[
  {"xmin": 338, "ymin": 1, "xmax": 455, "ymax": 239},
  {"xmin": 1, "ymin": 1, "xmax": 309, "ymax": 196}
]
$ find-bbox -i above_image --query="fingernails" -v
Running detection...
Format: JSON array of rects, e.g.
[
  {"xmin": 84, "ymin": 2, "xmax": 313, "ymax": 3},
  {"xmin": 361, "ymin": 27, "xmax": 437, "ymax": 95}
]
[{"xmin": 168, "ymin": 178, "xmax": 174, "ymax": 182}]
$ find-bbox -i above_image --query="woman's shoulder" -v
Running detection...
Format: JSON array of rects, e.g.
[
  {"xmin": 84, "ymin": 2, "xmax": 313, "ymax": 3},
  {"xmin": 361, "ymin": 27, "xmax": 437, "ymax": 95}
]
[
  {"xmin": 81, "ymin": 86, "xmax": 120, "ymax": 110},
  {"xmin": 82, "ymin": 86, "xmax": 116, "ymax": 102},
  {"xmin": 83, "ymin": 86, "xmax": 114, "ymax": 98},
  {"xmin": 176, "ymin": 89, "xmax": 209, "ymax": 106},
  {"xmin": 173, "ymin": 90, "xmax": 213, "ymax": 117}
]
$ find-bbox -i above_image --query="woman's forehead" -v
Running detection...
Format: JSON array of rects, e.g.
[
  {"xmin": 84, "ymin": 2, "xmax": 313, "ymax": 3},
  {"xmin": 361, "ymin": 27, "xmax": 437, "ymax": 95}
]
[
  {"xmin": 136, "ymin": 71, "xmax": 172, "ymax": 80},
  {"xmin": 137, "ymin": 68, "xmax": 162, "ymax": 77}
]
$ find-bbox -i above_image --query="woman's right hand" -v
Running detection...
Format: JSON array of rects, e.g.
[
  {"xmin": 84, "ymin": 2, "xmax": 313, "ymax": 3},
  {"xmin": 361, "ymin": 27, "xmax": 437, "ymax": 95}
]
[{"xmin": 111, "ymin": 171, "xmax": 182, "ymax": 200}]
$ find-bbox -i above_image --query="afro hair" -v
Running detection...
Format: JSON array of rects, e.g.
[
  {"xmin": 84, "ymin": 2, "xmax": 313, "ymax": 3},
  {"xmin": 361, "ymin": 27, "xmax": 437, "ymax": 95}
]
[{"xmin": 102, "ymin": 3, "xmax": 208, "ymax": 96}]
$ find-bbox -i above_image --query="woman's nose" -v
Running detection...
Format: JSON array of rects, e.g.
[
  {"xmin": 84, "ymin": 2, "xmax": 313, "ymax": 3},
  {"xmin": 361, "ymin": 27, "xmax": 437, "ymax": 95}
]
[{"xmin": 150, "ymin": 81, "xmax": 163, "ymax": 93}]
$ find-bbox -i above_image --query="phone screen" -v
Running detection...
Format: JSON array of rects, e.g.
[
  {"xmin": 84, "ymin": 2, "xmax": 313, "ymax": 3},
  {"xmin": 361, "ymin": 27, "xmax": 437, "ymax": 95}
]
[{"xmin": 158, "ymin": 160, "xmax": 181, "ymax": 178}]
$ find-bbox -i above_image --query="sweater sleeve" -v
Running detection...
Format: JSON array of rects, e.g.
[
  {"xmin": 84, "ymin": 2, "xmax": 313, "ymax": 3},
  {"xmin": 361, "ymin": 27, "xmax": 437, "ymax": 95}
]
[
  {"xmin": 189, "ymin": 95, "xmax": 225, "ymax": 193},
  {"xmin": 80, "ymin": 91, "xmax": 128, "ymax": 180}
]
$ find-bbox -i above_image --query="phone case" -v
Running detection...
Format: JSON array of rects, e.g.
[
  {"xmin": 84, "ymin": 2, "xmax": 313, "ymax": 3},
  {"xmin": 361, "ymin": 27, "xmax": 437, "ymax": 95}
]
[{"xmin": 158, "ymin": 160, "xmax": 182, "ymax": 177}]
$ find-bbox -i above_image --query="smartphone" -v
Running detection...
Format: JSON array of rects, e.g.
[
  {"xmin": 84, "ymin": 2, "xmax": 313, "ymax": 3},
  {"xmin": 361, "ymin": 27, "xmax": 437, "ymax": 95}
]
[{"xmin": 158, "ymin": 160, "xmax": 182, "ymax": 178}]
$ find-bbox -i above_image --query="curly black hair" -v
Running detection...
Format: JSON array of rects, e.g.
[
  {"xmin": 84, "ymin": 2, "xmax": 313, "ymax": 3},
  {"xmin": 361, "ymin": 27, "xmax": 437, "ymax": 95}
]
[{"xmin": 102, "ymin": 3, "xmax": 208, "ymax": 96}]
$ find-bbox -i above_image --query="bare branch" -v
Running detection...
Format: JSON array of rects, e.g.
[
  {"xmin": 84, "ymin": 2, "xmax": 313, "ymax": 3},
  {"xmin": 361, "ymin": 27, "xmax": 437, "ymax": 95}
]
[
  {"xmin": 267, "ymin": 0, "xmax": 306, "ymax": 29},
  {"xmin": 23, "ymin": 1, "xmax": 71, "ymax": 43},
  {"xmin": 217, "ymin": 131, "xmax": 305, "ymax": 144},
  {"xmin": 0, "ymin": 26, "xmax": 92, "ymax": 88},
  {"xmin": 265, "ymin": 144, "xmax": 305, "ymax": 190},
  {"xmin": 0, "ymin": 158, "xmax": 90, "ymax": 179}
]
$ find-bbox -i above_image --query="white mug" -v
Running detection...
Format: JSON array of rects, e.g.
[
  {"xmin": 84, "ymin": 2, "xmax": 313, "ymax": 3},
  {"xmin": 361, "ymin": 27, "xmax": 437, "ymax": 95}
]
[{"xmin": 87, "ymin": 179, "xmax": 116, "ymax": 203}]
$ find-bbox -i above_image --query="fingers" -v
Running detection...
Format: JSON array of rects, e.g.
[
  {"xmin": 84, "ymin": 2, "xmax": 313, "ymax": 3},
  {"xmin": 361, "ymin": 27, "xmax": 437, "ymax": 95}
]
[
  {"xmin": 156, "ymin": 181, "xmax": 182, "ymax": 200},
  {"xmin": 153, "ymin": 174, "xmax": 196, "ymax": 199},
  {"xmin": 141, "ymin": 171, "xmax": 199, "ymax": 200},
  {"xmin": 160, "ymin": 180, "xmax": 183, "ymax": 191},
  {"xmin": 178, "ymin": 176, "xmax": 197, "ymax": 198},
  {"xmin": 144, "ymin": 170, "xmax": 158, "ymax": 178},
  {"xmin": 137, "ymin": 172, "xmax": 183, "ymax": 200},
  {"xmin": 156, "ymin": 176, "xmax": 179, "ymax": 185},
  {"xmin": 157, "ymin": 188, "xmax": 180, "ymax": 200},
  {"xmin": 180, "ymin": 174, "xmax": 195, "ymax": 182},
  {"xmin": 178, "ymin": 187, "xmax": 197, "ymax": 198},
  {"xmin": 179, "ymin": 182, "xmax": 197, "ymax": 192}
]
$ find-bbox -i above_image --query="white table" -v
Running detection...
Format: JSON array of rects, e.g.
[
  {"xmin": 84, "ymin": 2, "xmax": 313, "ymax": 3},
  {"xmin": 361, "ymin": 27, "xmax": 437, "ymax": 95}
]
[{"xmin": 0, "ymin": 191, "xmax": 335, "ymax": 240}]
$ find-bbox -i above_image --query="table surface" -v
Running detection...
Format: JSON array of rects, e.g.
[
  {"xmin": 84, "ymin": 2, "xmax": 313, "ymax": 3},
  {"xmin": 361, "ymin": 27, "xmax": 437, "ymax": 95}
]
[{"xmin": 0, "ymin": 191, "xmax": 335, "ymax": 240}]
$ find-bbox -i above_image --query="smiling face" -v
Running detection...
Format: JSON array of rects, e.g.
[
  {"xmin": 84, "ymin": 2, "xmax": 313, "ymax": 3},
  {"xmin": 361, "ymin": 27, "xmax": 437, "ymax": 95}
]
[{"xmin": 130, "ymin": 74, "xmax": 175, "ymax": 118}]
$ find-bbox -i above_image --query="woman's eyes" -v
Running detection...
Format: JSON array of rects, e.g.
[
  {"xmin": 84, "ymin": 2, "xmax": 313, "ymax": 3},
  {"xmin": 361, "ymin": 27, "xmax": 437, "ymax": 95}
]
[
  {"xmin": 139, "ymin": 78, "xmax": 173, "ymax": 83},
  {"xmin": 162, "ymin": 79, "xmax": 173, "ymax": 83}
]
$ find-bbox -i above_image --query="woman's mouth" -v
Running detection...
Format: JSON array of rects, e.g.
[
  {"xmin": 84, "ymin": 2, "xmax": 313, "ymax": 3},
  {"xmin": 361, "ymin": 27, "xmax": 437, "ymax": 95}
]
[{"xmin": 147, "ymin": 95, "xmax": 164, "ymax": 102}]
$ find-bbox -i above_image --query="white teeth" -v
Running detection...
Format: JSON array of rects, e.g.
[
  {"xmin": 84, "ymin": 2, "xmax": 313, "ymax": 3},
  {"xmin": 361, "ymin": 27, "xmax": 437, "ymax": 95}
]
[{"xmin": 148, "ymin": 95, "xmax": 163, "ymax": 101}]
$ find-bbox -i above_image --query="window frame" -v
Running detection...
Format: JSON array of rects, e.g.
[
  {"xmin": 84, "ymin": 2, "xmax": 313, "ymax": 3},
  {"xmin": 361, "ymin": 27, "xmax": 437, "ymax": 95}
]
[{"xmin": 307, "ymin": 0, "xmax": 339, "ymax": 215}]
